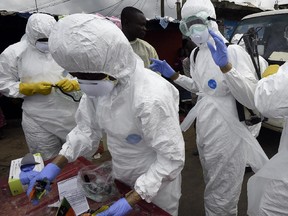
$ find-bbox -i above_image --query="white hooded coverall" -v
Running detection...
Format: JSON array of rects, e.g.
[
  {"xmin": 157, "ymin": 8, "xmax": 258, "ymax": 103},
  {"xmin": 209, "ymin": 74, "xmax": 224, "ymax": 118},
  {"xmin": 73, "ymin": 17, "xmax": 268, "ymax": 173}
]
[
  {"xmin": 0, "ymin": 14, "xmax": 79, "ymax": 160},
  {"xmin": 48, "ymin": 14, "xmax": 185, "ymax": 216},
  {"xmin": 175, "ymin": 0, "xmax": 268, "ymax": 215},
  {"xmin": 248, "ymin": 61, "xmax": 288, "ymax": 216}
]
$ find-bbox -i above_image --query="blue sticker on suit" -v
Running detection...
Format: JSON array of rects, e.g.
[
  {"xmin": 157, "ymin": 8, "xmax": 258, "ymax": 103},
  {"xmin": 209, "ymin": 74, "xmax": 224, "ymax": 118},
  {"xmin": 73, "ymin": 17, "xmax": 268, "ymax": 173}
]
[
  {"xmin": 126, "ymin": 134, "xmax": 142, "ymax": 144},
  {"xmin": 208, "ymin": 79, "xmax": 217, "ymax": 89}
]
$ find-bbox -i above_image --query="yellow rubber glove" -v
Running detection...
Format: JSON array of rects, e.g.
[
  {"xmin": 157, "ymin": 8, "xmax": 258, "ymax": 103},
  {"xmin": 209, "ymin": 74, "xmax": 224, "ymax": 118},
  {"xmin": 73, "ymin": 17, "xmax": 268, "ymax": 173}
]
[
  {"xmin": 56, "ymin": 79, "xmax": 80, "ymax": 92},
  {"xmin": 19, "ymin": 82, "xmax": 52, "ymax": 96},
  {"xmin": 262, "ymin": 64, "xmax": 280, "ymax": 78}
]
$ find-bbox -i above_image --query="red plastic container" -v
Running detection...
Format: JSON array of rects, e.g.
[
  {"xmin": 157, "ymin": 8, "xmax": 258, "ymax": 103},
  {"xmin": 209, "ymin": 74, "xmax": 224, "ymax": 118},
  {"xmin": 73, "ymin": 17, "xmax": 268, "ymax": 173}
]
[{"xmin": 0, "ymin": 157, "xmax": 170, "ymax": 216}]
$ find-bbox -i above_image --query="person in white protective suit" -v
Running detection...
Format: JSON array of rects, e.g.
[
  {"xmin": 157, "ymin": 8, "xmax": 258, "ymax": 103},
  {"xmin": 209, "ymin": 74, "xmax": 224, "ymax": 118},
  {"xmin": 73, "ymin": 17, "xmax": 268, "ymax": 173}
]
[
  {"xmin": 22, "ymin": 14, "xmax": 185, "ymax": 216},
  {"xmin": 247, "ymin": 61, "xmax": 288, "ymax": 216},
  {"xmin": 0, "ymin": 13, "xmax": 80, "ymax": 160},
  {"xmin": 149, "ymin": 0, "xmax": 269, "ymax": 215}
]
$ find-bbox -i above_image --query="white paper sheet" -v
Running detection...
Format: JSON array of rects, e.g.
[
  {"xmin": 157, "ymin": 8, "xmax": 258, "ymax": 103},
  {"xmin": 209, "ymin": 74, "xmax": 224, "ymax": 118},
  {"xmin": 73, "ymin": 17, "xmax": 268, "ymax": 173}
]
[{"xmin": 57, "ymin": 175, "xmax": 89, "ymax": 215}]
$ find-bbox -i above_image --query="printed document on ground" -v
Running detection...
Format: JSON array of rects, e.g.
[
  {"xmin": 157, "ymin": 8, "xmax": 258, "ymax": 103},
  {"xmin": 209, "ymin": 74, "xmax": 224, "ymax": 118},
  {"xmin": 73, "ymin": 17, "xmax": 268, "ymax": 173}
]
[{"xmin": 57, "ymin": 175, "xmax": 89, "ymax": 215}]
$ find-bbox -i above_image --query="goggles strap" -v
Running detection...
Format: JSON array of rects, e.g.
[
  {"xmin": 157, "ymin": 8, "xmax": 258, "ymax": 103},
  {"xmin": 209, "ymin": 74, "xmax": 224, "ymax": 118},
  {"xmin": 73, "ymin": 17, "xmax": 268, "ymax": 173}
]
[
  {"xmin": 103, "ymin": 75, "xmax": 116, "ymax": 81},
  {"xmin": 207, "ymin": 16, "xmax": 216, "ymax": 21},
  {"xmin": 207, "ymin": 16, "xmax": 221, "ymax": 24}
]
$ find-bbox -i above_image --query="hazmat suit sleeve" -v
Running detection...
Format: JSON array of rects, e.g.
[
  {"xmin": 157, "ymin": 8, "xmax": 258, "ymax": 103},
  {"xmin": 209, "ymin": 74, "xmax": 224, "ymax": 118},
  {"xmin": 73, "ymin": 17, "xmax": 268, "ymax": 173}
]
[
  {"xmin": 174, "ymin": 74, "xmax": 199, "ymax": 93},
  {"xmin": 254, "ymin": 61, "xmax": 288, "ymax": 118},
  {"xmin": 59, "ymin": 95, "xmax": 102, "ymax": 162},
  {"xmin": 223, "ymin": 45, "xmax": 259, "ymax": 110},
  {"xmin": 134, "ymin": 94, "xmax": 185, "ymax": 202},
  {"xmin": 0, "ymin": 42, "xmax": 27, "ymax": 98}
]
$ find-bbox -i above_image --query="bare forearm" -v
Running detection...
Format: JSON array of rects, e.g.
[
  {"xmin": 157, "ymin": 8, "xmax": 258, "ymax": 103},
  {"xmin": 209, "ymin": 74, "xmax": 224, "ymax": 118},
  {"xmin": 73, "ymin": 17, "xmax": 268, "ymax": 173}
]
[
  {"xmin": 125, "ymin": 190, "xmax": 142, "ymax": 206},
  {"xmin": 170, "ymin": 71, "xmax": 180, "ymax": 81},
  {"xmin": 51, "ymin": 155, "xmax": 68, "ymax": 169},
  {"xmin": 220, "ymin": 62, "xmax": 232, "ymax": 73}
]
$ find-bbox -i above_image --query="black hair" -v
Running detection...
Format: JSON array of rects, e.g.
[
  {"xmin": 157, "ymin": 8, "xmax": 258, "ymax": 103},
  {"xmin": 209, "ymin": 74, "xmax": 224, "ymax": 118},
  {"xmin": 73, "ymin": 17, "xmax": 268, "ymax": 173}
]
[{"xmin": 120, "ymin": 6, "xmax": 144, "ymax": 23}]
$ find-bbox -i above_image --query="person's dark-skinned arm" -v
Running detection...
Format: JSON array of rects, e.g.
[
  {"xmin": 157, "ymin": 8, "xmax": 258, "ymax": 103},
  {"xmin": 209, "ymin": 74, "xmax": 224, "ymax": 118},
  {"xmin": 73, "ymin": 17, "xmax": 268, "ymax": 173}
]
[
  {"xmin": 82, "ymin": 190, "xmax": 142, "ymax": 216},
  {"xmin": 220, "ymin": 62, "xmax": 233, "ymax": 74},
  {"xmin": 125, "ymin": 189, "xmax": 142, "ymax": 206},
  {"xmin": 96, "ymin": 189, "xmax": 142, "ymax": 216},
  {"xmin": 51, "ymin": 154, "xmax": 68, "ymax": 169}
]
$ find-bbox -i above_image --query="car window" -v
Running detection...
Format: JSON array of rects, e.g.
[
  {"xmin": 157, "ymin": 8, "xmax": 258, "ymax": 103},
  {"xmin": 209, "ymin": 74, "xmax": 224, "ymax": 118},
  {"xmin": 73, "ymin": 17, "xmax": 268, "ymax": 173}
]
[{"xmin": 231, "ymin": 14, "xmax": 288, "ymax": 63}]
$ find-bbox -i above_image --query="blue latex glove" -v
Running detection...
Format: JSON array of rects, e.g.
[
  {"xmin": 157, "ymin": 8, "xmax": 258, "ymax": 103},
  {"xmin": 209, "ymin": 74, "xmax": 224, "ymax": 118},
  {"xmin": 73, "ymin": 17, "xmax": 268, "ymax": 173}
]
[
  {"xmin": 207, "ymin": 30, "xmax": 229, "ymax": 68},
  {"xmin": 97, "ymin": 198, "xmax": 133, "ymax": 216},
  {"xmin": 149, "ymin": 58, "xmax": 175, "ymax": 78},
  {"xmin": 20, "ymin": 170, "xmax": 39, "ymax": 185},
  {"xmin": 26, "ymin": 163, "xmax": 61, "ymax": 198}
]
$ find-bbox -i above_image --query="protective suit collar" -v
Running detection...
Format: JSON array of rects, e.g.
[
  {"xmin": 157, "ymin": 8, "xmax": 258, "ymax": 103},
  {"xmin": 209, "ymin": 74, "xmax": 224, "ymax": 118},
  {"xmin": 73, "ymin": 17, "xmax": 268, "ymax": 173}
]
[
  {"xmin": 25, "ymin": 13, "xmax": 56, "ymax": 47},
  {"xmin": 49, "ymin": 14, "xmax": 137, "ymax": 83}
]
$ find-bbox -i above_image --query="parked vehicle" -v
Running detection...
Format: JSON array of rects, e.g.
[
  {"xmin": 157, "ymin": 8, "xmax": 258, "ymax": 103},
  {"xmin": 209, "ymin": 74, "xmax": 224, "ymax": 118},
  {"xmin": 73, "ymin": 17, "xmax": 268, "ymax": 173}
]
[{"xmin": 230, "ymin": 9, "xmax": 288, "ymax": 132}]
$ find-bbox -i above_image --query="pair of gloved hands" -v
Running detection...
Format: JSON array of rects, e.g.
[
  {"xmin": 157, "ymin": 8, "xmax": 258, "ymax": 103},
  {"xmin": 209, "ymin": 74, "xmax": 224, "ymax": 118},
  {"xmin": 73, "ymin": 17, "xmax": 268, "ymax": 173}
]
[
  {"xmin": 149, "ymin": 30, "xmax": 229, "ymax": 77},
  {"xmin": 20, "ymin": 163, "xmax": 133, "ymax": 215},
  {"xmin": 19, "ymin": 79, "xmax": 80, "ymax": 96}
]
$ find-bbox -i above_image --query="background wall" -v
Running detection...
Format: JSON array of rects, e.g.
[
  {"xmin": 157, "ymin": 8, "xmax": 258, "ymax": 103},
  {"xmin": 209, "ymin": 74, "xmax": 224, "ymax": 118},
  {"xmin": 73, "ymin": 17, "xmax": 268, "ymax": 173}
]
[{"xmin": 145, "ymin": 20, "xmax": 183, "ymax": 69}]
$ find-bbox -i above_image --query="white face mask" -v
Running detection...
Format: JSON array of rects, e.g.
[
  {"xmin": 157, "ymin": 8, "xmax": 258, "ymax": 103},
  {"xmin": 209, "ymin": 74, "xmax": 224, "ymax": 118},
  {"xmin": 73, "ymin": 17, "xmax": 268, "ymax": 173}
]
[
  {"xmin": 35, "ymin": 41, "xmax": 49, "ymax": 53},
  {"xmin": 190, "ymin": 26, "xmax": 210, "ymax": 46},
  {"xmin": 78, "ymin": 79, "xmax": 116, "ymax": 98}
]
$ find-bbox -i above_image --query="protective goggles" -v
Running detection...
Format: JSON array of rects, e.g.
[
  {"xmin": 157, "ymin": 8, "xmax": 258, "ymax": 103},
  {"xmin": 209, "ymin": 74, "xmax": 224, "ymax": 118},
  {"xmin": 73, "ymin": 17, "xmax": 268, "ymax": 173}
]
[
  {"xmin": 179, "ymin": 16, "xmax": 216, "ymax": 37},
  {"xmin": 69, "ymin": 72, "xmax": 116, "ymax": 81}
]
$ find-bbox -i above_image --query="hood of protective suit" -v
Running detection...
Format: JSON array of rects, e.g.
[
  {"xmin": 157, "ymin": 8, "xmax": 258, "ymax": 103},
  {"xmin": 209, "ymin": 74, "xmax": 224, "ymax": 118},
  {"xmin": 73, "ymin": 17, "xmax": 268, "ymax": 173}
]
[
  {"xmin": 231, "ymin": 33, "xmax": 245, "ymax": 48},
  {"xmin": 49, "ymin": 14, "xmax": 137, "ymax": 80},
  {"xmin": 181, "ymin": 0, "xmax": 218, "ymax": 32},
  {"xmin": 25, "ymin": 13, "xmax": 56, "ymax": 46}
]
